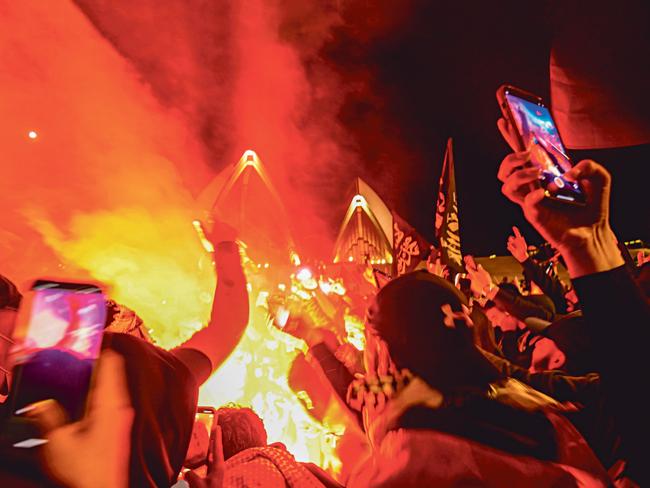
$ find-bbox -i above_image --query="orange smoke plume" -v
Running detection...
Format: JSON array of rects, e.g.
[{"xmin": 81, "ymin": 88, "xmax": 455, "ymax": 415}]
[{"xmin": 0, "ymin": 0, "xmax": 214, "ymax": 345}]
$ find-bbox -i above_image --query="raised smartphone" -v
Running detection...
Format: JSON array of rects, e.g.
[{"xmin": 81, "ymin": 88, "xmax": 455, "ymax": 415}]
[
  {"xmin": 497, "ymin": 84, "xmax": 586, "ymax": 205},
  {"xmin": 9, "ymin": 280, "xmax": 106, "ymax": 425}
]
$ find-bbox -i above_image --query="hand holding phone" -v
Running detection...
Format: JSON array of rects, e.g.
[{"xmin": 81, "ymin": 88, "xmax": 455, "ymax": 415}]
[
  {"xmin": 184, "ymin": 418, "xmax": 225, "ymax": 488},
  {"xmin": 496, "ymin": 137, "xmax": 622, "ymax": 277},
  {"xmin": 497, "ymin": 85, "xmax": 586, "ymax": 205},
  {"xmin": 23, "ymin": 351, "xmax": 133, "ymax": 487},
  {"xmin": 9, "ymin": 280, "xmax": 107, "ymax": 425},
  {"xmin": 184, "ymin": 406, "xmax": 217, "ymax": 473}
]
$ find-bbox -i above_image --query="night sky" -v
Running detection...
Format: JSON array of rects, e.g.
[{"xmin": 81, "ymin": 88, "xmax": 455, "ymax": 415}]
[
  {"xmin": 74, "ymin": 0, "xmax": 650, "ymax": 258},
  {"xmin": 320, "ymin": 0, "xmax": 650, "ymax": 256}
]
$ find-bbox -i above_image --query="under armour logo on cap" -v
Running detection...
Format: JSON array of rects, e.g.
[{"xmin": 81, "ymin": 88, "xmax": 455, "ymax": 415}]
[{"xmin": 441, "ymin": 303, "xmax": 474, "ymax": 329}]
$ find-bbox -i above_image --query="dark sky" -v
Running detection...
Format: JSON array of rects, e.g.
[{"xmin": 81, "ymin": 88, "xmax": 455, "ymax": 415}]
[{"xmin": 321, "ymin": 0, "xmax": 649, "ymax": 256}]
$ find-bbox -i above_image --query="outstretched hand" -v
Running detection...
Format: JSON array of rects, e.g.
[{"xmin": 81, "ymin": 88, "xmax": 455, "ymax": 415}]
[
  {"xmin": 427, "ymin": 251, "xmax": 449, "ymax": 279},
  {"xmin": 464, "ymin": 255, "xmax": 495, "ymax": 298},
  {"xmin": 281, "ymin": 313, "xmax": 339, "ymax": 350},
  {"xmin": 507, "ymin": 226, "xmax": 529, "ymax": 263}
]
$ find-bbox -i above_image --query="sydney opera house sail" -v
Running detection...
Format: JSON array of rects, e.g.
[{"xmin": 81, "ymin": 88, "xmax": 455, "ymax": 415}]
[
  {"xmin": 197, "ymin": 150, "xmax": 296, "ymax": 265},
  {"xmin": 332, "ymin": 178, "xmax": 393, "ymax": 273}
]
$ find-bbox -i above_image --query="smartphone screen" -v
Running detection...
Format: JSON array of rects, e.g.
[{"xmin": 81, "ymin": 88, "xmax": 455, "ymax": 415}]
[
  {"xmin": 503, "ymin": 89, "xmax": 586, "ymax": 205},
  {"xmin": 183, "ymin": 407, "xmax": 216, "ymax": 473},
  {"xmin": 9, "ymin": 280, "xmax": 106, "ymax": 423}
]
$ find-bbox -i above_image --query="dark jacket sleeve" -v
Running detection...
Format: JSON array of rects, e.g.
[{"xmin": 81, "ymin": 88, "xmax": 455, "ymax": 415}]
[
  {"xmin": 572, "ymin": 266, "xmax": 650, "ymax": 485},
  {"xmin": 309, "ymin": 343, "xmax": 363, "ymax": 429},
  {"xmin": 309, "ymin": 343, "xmax": 355, "ymax": 404},
  {"xmin": 493, "ymin": 286, "xmax": 555, "ymax": 322},
  {"xmin": 522, "ymin": 258, "xmax": 570, "ymax": 314},
  {"xmin": 481, "ymin": 348, "xmax": 601, "ymax": 404}
]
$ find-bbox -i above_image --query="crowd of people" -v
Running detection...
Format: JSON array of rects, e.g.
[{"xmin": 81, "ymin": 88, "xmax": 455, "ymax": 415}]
[{"xmin": 0, "ymin": 112, "xmax": 648, "ymax": 488}]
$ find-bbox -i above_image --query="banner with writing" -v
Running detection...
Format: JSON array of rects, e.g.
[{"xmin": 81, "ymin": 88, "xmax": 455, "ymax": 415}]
[
  {"xmin": 434, "ymin": 138, "xmax": 464, "ymax": 275},
  {"xmin": 392, "ymin": 211, "xmax": 431, "ymax": 276}
]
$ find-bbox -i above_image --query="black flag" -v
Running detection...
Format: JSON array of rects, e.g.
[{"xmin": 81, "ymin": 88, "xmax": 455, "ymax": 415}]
[
  {"xmin": 434, "ymin": 138, "xmax": 464, "ymax": 274},
  {"xmin": 392, "ymin": 211, "xmax": 431, "ymax": 277}
]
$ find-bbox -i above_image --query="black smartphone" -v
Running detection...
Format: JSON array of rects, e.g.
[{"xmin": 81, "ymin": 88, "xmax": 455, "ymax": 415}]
[
  {"xmin": 8, "ymin": 280, "xmax": 106, "ymax": 433},
  {"xmin": 497, "ymin": 84, "xmax": 586, "ymax": 205},
  {"xmin": 183, "ymin": 406, "xmax": 217, "ymax": 476}
]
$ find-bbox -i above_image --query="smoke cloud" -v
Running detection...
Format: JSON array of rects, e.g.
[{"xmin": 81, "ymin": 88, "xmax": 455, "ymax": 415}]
[
  {"xmin": 0, "ymin": 0, "xmax": 213, "ymax": 346},
  {"xmin": 1, "ymin": 0, "xmax": 417, "ymax": 342}
]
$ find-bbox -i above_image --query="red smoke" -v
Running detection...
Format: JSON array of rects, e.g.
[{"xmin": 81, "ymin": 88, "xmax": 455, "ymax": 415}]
[
  {"xmin": 71, "ymin": 0, "xmax": 363, "ymax": 259},
  {"xmin": 0, "ymin": 0, "xmax": 416, "ymax": 328}
]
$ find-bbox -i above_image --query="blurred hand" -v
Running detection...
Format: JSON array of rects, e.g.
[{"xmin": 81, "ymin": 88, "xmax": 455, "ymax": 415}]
[
  {"xmin": 464, "ymin": 255, "xmax": 494, "ymax": 298},
  {"xmin": 28, "ymin": 351, "xmax": 134, "ymax": 488},
  {"xmin": 282, "ymin": 315, "xmax": 339, "ymax": 350},
  {"xmin": 185, "ymin": 425, "xmax": 225, "ymax": 488},
  {"xmin": 335, "ymin": 342, "xmax": 364, "ymax": 374},
  {"xmin": 427, "ymin": 254, "xmax": 449, "ymax": 279},
  {"xmin": 507, "ymin": 226, "xmax": 529, "ymax": 263},
  {"xmin": 497, "ymin": 118, "xmax": 623, "ymax": 278},
  {"xmin": 638, "ymin": 250, "xmax": 650, "ymax": 266}
]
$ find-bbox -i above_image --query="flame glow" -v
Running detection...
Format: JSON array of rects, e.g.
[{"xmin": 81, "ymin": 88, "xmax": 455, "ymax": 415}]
[
  {"xmin": 344, "ymin": 313, "xmax": 366, "ymax": 351},
  {"xmin": 198, "ymin": 282, "xmax": 347, "ymax": 474},
  {"xmin": 1, "ymin": 1, "xmax": 371, "ymax": 479}
]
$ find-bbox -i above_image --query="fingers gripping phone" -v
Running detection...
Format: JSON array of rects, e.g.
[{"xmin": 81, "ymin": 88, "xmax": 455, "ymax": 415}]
[
  {"xmin": 9, "ymin": 280, "xmax": 107, "ymax": 425},
  {"xmin": 497, "ymin": 84, "xmax": 586, "ymax": 205}
]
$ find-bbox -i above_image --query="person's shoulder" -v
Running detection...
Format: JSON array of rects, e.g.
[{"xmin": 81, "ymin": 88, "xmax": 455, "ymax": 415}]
[
  {"xmin": 103, "ymin": 330, "xmax": 165, "ymax": 355},
  {"xmin": 103, "ymin": 331, "xmax": 155, "ymax": 356},
  {"xmin": 102, "ymin": 332, "xmax": 197, "ymax": 387}
]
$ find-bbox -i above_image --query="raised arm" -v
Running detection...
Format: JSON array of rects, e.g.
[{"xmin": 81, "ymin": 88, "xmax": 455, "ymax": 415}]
[
  {"xmin": 465, "ymin": 255, "xmax": 554, "ymax": 321},
  {"xmin": 508, "ymin": 226, "xmax": 570, "ymax": 313},
  {"xmin": 174, "ymin": 224, "xmax": 249, "ymax": 385},
  {"xmin": 521, "ymin": 258, "xmax": 569, "ymax": 313},
  {"xmin": 480, "ymin": 347, "xmax": 600, "ymax": 404}
]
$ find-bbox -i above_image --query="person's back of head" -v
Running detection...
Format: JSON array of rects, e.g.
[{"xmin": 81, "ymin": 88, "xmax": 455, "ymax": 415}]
[
  {"xmin": 539, "ymin": 312, "xmax": 595, "ymax": 375},
  {"xmin": 0, "ymin": 275, "xmax": 22, "ymax": 311},
  {"xmin": 499, "ymin": 282, "xmax": 521, "ymax": 297},
  {"xmin": 104, "ymin": 300, "xmax": 152, "ymax": 342},
  {"xmin": 367, "ymin": 270, "xmax": 501, "ymax": 393},
  {"xmin": 352, "ymin": 273, "xmax": 608, "ymax": 487},
  {"xmin": 1, "ymin": 274, "xmax": 21, "ymax": 395},
  {"xmin": 216, "ymin": 405, "xmax": 268, "ymax": 461}
]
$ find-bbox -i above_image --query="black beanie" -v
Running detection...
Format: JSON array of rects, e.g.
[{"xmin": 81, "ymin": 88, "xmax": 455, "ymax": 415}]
[
  {"xmin": 542, "ymin": 311, "xmax": 595, "ymax": 375},
  {"xmin": 367, "ymin": 271, "xmax": 501, "ymax": 392}
]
